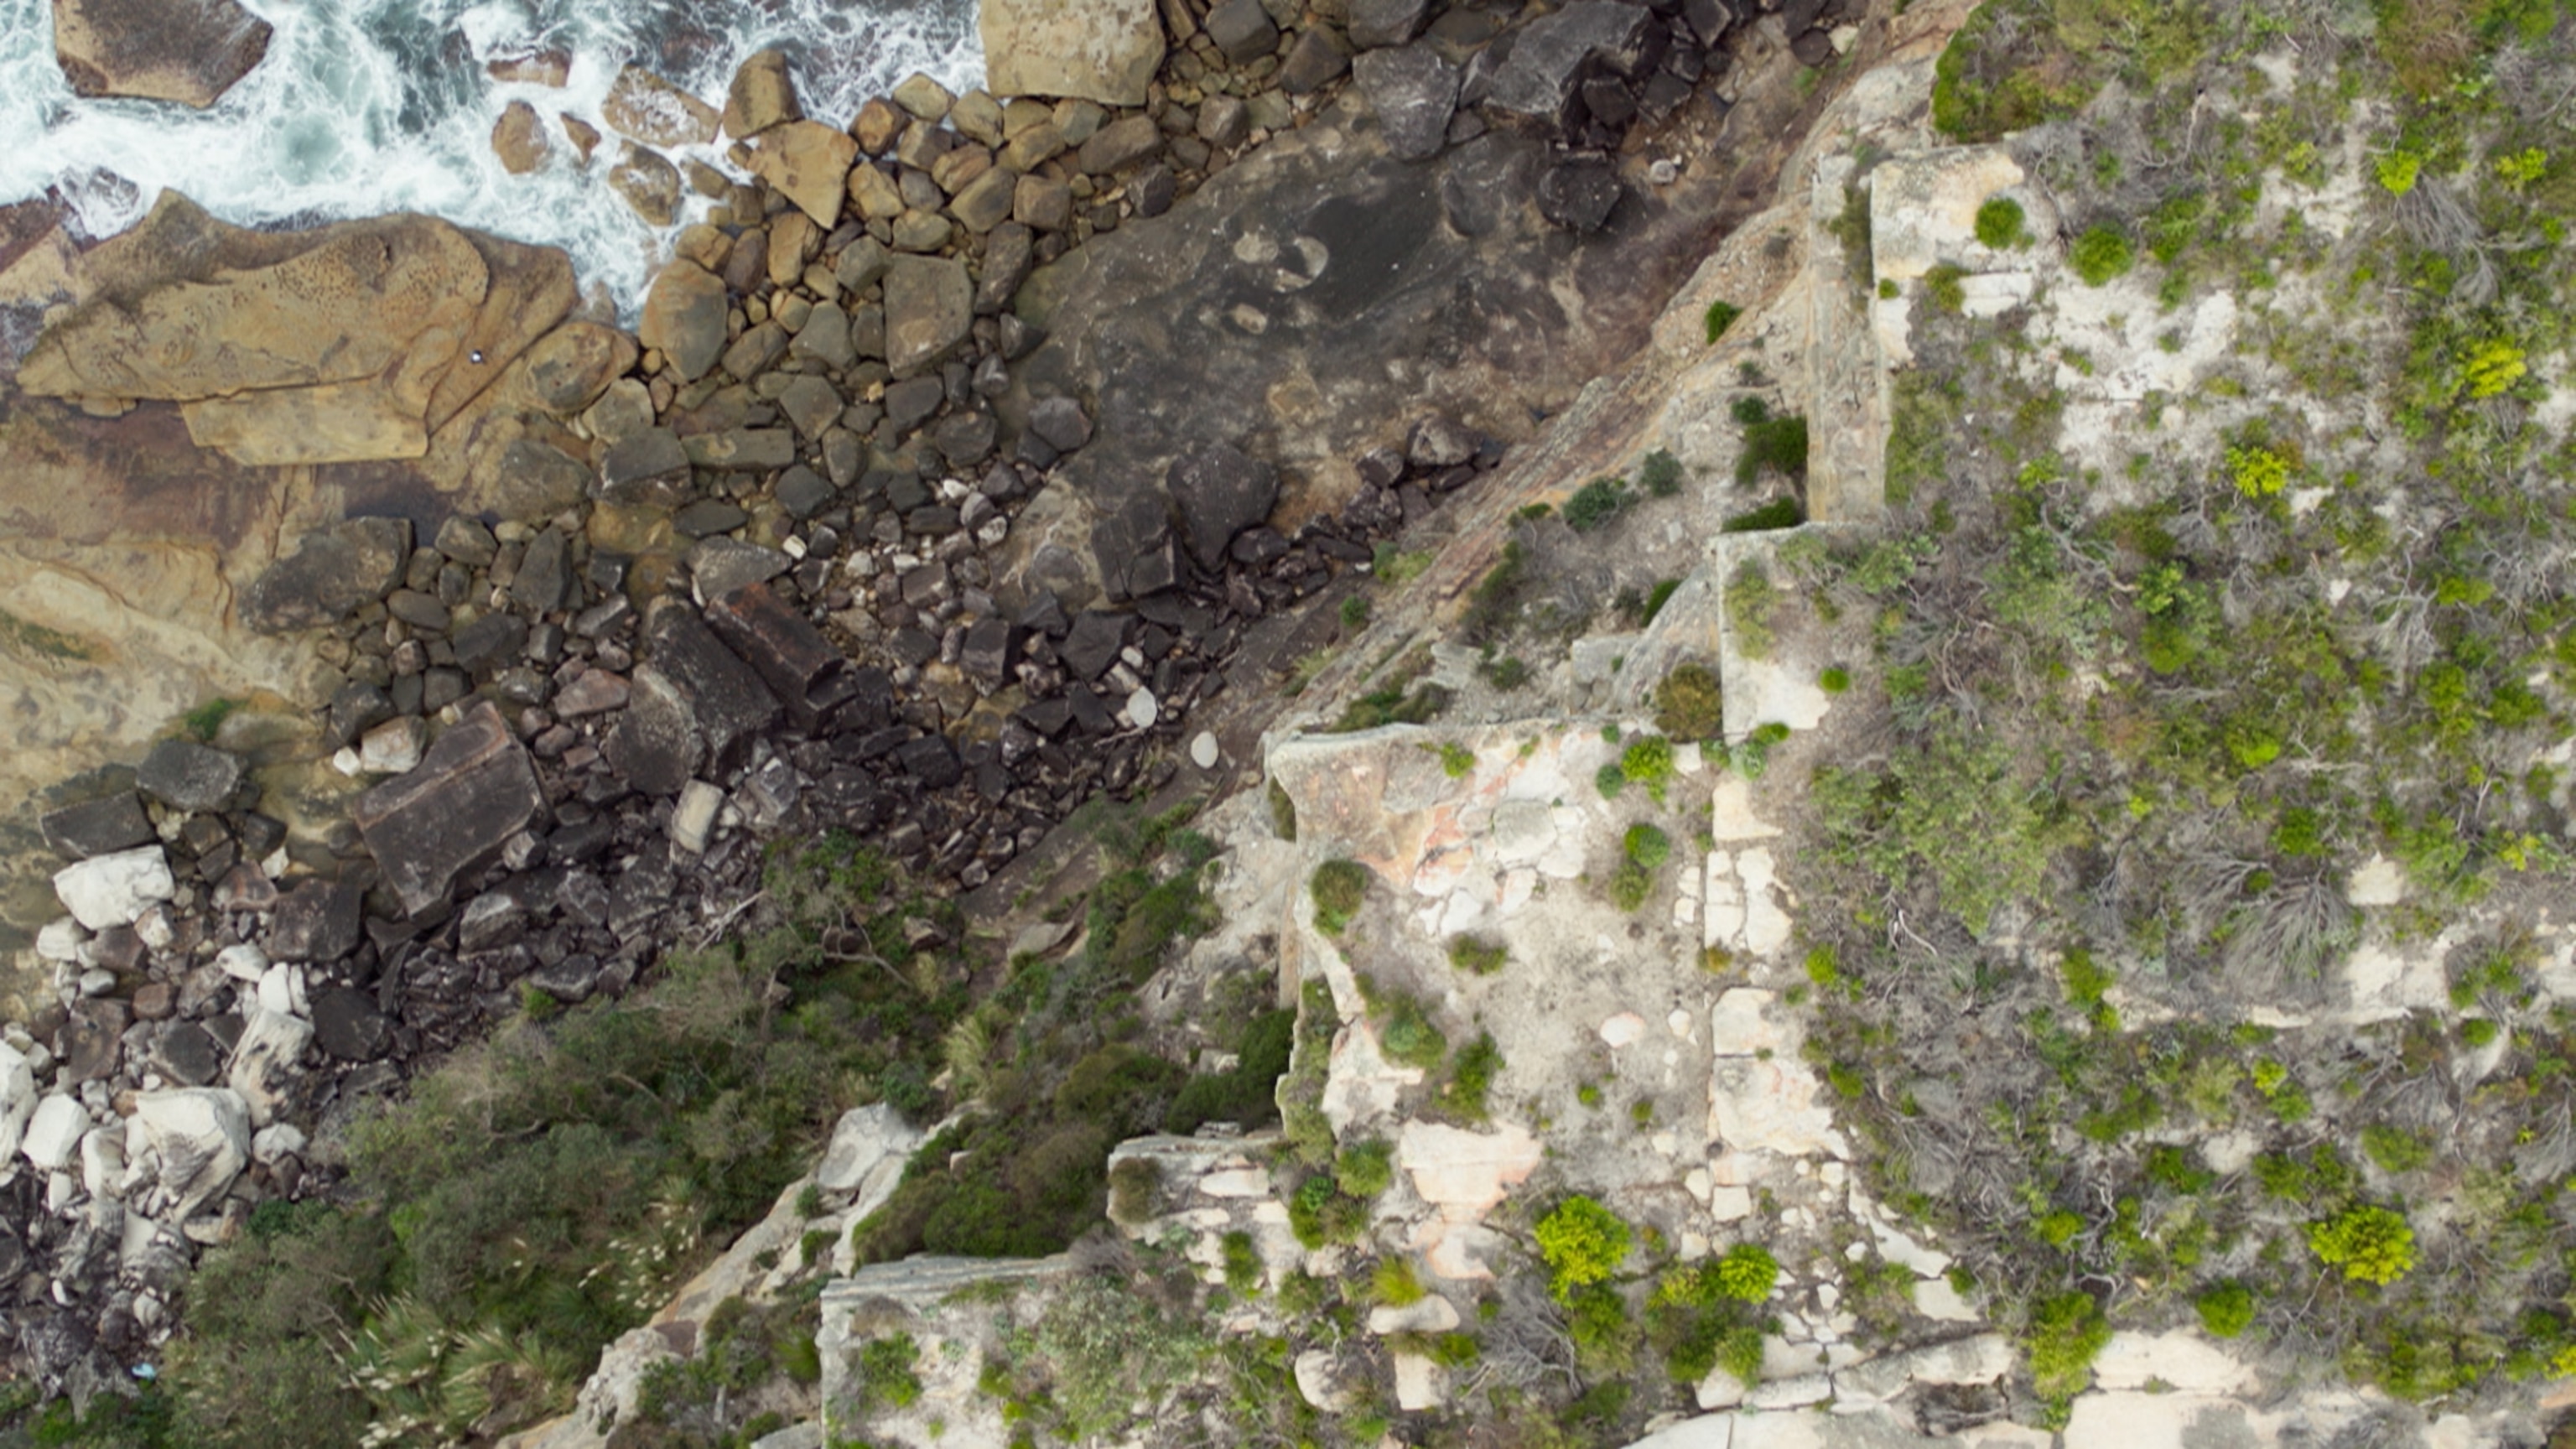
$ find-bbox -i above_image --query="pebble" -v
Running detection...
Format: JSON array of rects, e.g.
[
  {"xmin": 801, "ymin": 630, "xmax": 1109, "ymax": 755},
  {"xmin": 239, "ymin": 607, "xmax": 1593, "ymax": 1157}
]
[
  {"xmin": 1125, "ymin": 688, "xmax": 1160, "ymax": 730},
  {"xmin": 1189, "ymin": 730, "xmax": 1219, "ymax": 768}
]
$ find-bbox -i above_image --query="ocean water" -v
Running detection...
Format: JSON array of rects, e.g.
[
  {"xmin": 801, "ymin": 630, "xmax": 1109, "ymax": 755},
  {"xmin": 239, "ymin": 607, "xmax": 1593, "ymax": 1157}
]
[{"xmin": 0, "ymin": 0, "xmax": 981, "ymax": 312}]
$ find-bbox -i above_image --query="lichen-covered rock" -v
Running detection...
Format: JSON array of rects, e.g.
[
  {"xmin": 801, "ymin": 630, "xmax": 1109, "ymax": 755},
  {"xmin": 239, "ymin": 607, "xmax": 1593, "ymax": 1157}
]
[{"xmin": 979, "ymin": 0, "xmax": 1165, "ymax": 106}]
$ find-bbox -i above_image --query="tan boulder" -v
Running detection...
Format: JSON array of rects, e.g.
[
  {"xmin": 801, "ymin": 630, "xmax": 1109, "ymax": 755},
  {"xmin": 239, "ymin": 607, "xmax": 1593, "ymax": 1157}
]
[
  {"xmin": 51, "ymin": 0, "xmax": 272, "ymax": 108},
  {"xmin": 560, "ymin": 115, "xmax": 600, "ymax": 164},
  {"xmin": 980, "ymin": 0, "xmax": 1165, "ymax": 106},
  {"xmin": 637, "ymin": 260, "xmax": 730, "ymax": 383},
  {"xmin": 722, "ymin": 47, "xmax": 802, "ymax": 138},
  {"xmin": 492, "ymin": 100, "xmax": 550, "ymax": 174},
  {"xmin": 607, "ymin": 143, "xmax": 682, "ymax": 226},
  {"xmin": 601, "ymin": 65, "xmax": 719, "ymax": 149},
  {"xmin": 849, "ymin": 98, "xmax": 906, "ymax": 156},
  {"xmin": 746, "ymin": 120, "xmax": 856, "ymax": 228},
  {"xmin": 486, "ymin": 49, "xmax": 569, "ymax": 86},
  {"xmin": 18, "ymin": 194, "xmax": 573, "ymax": 466}
]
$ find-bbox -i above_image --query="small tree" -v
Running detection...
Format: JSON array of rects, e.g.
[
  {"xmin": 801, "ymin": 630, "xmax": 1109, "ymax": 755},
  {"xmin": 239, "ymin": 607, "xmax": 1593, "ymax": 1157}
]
[
  {"xmin": 2307, "ymin": 1204, "xmax": 2416, "ymax": 1285},
  {"xmin": 1535, "ymin": 1197, "xmax": 1632, "ymax": 1300}
]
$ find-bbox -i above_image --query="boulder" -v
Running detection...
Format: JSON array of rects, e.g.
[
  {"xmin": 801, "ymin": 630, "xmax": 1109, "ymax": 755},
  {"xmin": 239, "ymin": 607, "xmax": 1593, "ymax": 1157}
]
[
  {"xmin": 1204, "ymin": 0, "xmax": 1279, "ymax": 65},
  {"xmin": 132, "ymin": 1088, "xmax": 250, "ymax": 1221},
  {"xmin": 601, "ymin": 65, "xmax": 720, "ymax": 148},
  {"xmin": 268, "ymin": 878, "xmax": 362, "ymax": 962},
  {"xmin": 749, "ymin": 121, "xmax": 859, "ymax": 228},
  {"xmin": 241, "ymin": 517, "xmax": 411, "ymax": 631},
  {"xmin": 40, "ymin": 792, "xmax": 153, "ymax": 860},
  {"xmin": 20, "ymin": 1095, "xmax": 86, "ymax": 1172},
  {"xmin": 1167, "ymin": 443, "xmax": 1280, "ymax": 570},
  {"xmin": 1077, "ymin": 114, "xmax": 1163, "ymax": 175},
  {"xmin": 53, "ymin": 846, "xmax": 174, "ymax": 931},
  {"xmin": 1280, "ymin": 27, "xmax": 1353, "ymax": 94},
  {"xmin": 51, "ymin": 0, "xmax": 272, "ymax": 107},
  {"xmin": 352, "ymin": 700, "xmax": 548, "ymax": 915},
  {"xmin": 493, "ymin": 100, "xmax": 551, "ymax": 173},
  {"xmin": 1538, "ymin": 158, "xmax": 1622, "ymax": 232},
  {"xmin": 19, "ymin": 196, "xmax": 571, "ymax": 465},
  {"xmin": 1353, "ymin": 45, "xmax": 1459, "ymax": 162},
  {"xmin": 487, "ymin": 48, "xmax": 570, "ymax": 86},
  {"xmin": 599, "ymin": 427, "xmax": 695, "ymax": 506},
  {"xmin": 0, "ymin": 1046, "xmax": 34, "ymax": 1163},
  {"xmin": 639, "ymin": 261, "xmax": 730, "ymax": 382},
  {"xmin": 137, "ymin": 737, "xmax": 245, "ymax": 812},
  {"xmin": 226, "ymin": 1009, "xmax": 310, "ymax": 1127},
  {"xmin": 723, "ymin": 48, "xmax": 802, "ymax": 138},
  {"xmin": 1483, "ymin": 1, "xmax": 1650, "ymax": 120},
  {"xmin": 979, "ymin": 0, "xmax": 1165, "ymax": 107},
  {"xmin": 882, "ymin": 254, "xmax": 974, "ymax": 377},
  {"xmin": 643, "ymin": 606, "xmax": 782, "ymax": 774},
  {"xmin": 1348, "ymin": 0, "xmax": 1431, "ymax": 49},
  {"xmin": 814, "ymin": 1103, "xmax": 922, "ymax": 1208},
  {"xmin": 608, "ymin": 143, "xmax": 683, "ymax": 226},
  {"xmin": 605, "ymin": 666, "xmax": 703, "ymax": 797}
]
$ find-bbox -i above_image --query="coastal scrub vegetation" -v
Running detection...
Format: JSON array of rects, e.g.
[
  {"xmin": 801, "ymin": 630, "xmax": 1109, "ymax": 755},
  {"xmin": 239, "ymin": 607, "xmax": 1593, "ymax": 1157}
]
[{"xmin": 1800, "ymin": 0, "xmax": 2576, "ymax": 1415}]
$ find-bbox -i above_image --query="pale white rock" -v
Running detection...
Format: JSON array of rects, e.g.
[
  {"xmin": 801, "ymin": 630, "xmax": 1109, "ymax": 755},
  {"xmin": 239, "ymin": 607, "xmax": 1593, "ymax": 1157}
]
[
  {"xmin": 34, "ymin": 919, "xmax": 86, "ymax": 963},
  {"xmin": 1914, "ymin": 1274, "xmax": 1980, "ymax": 1322},
  {"xmin": 1627, "ymin": 1410, "xmax": 1738, "ymax": 1447},
  {"xmin": 1864, "ymin": 1214, "xmax": 1951, "ymax": 1275},
  {"xmin": 1710, "ymin": 988, "xmax": 1789, "ymax": 1055},
  {"xmin": 1397, "ymin": 1119, "xmax": 1542, "ymax": 1221},
  {"xmin": 1489, "ymin": 800, "xmax": 1557, "ymax": 863},
  {"xmin": 358, "ymin": 715, "xmax": 428, "ymax": 774},
  {"xmin": 21, "ymin": 1095, "xmax": 87, "ymax": 1172},
  {"xmin": 134, "ymin": 905, "xmax": 178, "ymax": 951},
  {"xmin": 2089, "ymin": 1332, "xmax": 2257, "ymax": 1394},
  {"xmin": 1736, "ymin": 848, "xmax": 1791, "ymax": 956},
  {"xmin": 813, "ymin": 1103, "xmax": 922, "ymax": 1215},
  {"xmin": 1696, "ymin": 1367, "xmax": 1749, "ymax": 1410},
  {"xmin": 574, "ymin": 1323, "xmax": 689, "ymax": 1442},
  {"xmin": 1294, "ymin": 1349, "xmax": 1353, "ymax": 1411},
  {"xmin": 80, "ymin": 1124, "xmax": 126, "ymax": 1201},
  {"xmin": 1190, "ymin": 731, "xmax": 1220, "ymax": 768},
  {"xmin": 1391, "ymin": 1349, "xmax": 1448, "ymax": 1411},
  {"xmin": 1600, "ymin": 1011, "xmax": 1648, "ymax": 1049},
  {"xmin": 2345, "ymin": 853, "xmax": 2407, "ymax": 906},
  {"xmin": 1571, "ymin": 633, "xmax": 1639, "ymax": 685},
  {"xmin": 330, "ymin": 746, "xmax": 363, "ymax": 776},
  {"xmin": 1746, "ymin": 1373, "xmax": 1832, "ymax": 1410},
  {"xmin": 672, "ymin": 780, "xmax": 724, "ymax": 854},
  {"xmin": 0, "ymin": 1042, "xmax": 36, "ymax": 1162},
  {"xmin": 1669, "ymin": 1008, "xmax": 1696, "ymax": 1040},
  {"xmin": 1125, "ymin": 688, "xmax": 1159, "ymax": 730},
  {"xmin": 251, "ymin": 1122, "xmax": 308, "ymax": 1165},
  {"xmin": 216, "ymin": 943, "xmax": 268, "ymax": 983},
  {"xmin": 2063, "ymin": 1393, "xmax": 2253, "ymax": 1449},
  {"xmin": 1415, "ymin": 1218, "xmax": 1503, "ymax": 1280},
  {"xmin": 1198, "ymin": 1166, "xmax": 1271, "ymax": 1198},
  {"xmin": 227, "ymin": 1009, "xmax": 313, "ymax": 1128},
  {"xmin": 1367, "ymin": 1293, "xmax": 1460, "ymax": 1336},
  {"xmin": 77, "ymin": 969, "xmax": 117, "ymax": 998},
  {"xmin": 1708, "ymin": 776, "xmax": 1780, "ymax": 842},
  {"xmin": 132, "ymin": 1088, "xmax": 251, "ymax": 1220},
  {"xmin": 257, "ymin": 962, "xmax": 306, "ymax": 1017},
  {"xmin": 53, "ymin": 846, "xmax": 174, "ymax": 931},
  {"xmin": 1704, "ymin": 854, "xmax": 1744, "ymax": 945}
]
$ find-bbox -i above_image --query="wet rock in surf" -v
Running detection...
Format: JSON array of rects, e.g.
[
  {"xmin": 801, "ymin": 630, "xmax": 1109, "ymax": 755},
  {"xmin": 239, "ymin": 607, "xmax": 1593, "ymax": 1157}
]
[{"xmin": 51, "ymin": 0, "xmax": 273, "ymax": 109}]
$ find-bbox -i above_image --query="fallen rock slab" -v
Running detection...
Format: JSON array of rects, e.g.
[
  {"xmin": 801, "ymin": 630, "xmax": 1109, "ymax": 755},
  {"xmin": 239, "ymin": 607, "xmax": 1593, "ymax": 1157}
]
[
  {"xmin": 980, "ymin": 0, "xmax": 1166, "ymax": 106},
  {"xmin": 353, "ymin": 700, "xmax": 547, "ymax": 915},
  {"xmin": 132, "ymin": 1087, "xmax": 250, "ymax": 1221},
  {"xmin": 53, "ymin": 846, "xmax": 174, "ymax": 931}
]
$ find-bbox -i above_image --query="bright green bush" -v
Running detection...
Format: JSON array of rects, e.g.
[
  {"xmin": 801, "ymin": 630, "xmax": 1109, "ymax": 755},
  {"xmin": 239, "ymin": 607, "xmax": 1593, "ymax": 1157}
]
[
  {"xmin": 1335, "ymin": 1138, "xmax": 1395, "ymax": 1198},
  {"xmin": 1536, "ymin": 1197, "xmax": 1633, "ymax": 1300},
  {"xmin": 2026, "ymin": 1291, "xmax": 2111, "ymax": 1403},
  {"xmin": 2194, "ymin": 1281, "xmax": 2255, "ymax": 1338},
  {"xmin": 1704, "ymin": 300, "xmax": 1742, "ymax": 344},
  {"xmin": 1712, "ymin": 1244, "xmax": 1779, "ymax": 1302},
  {"xmin": 1446, "ymin": 935, "xmax": 1508, "ymax": 975},
  {"xmin": 1974, "ymin": 195, "xmax": 2028, "ymax": 248},
  {"xmin": 2308, "ymin": 1205, "xmax": 2416, "ymax": 1285},
  {"xmin": 2069, "ymin": 226, "xmax": 2133, "ymax": 285}
]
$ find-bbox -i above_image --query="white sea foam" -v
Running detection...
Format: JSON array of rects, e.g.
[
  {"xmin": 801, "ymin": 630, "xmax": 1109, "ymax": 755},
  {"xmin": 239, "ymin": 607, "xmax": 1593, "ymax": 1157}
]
[{"xmin": 0, "ymin": 0, "xmax": 982, "ymax": 314}]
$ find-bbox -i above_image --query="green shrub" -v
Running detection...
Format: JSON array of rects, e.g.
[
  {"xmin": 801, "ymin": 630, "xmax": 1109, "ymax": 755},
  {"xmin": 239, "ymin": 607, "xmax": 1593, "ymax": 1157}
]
[
  {"xmin": 1267, "ymin": 779, "xmax": 1296, "ymax": 840},
  {"xmin": 1819, "ymin": 665, "xmax": 1851, "ymax": 693},
  {"xmin": 2376, "ymin": 150, "xmax": 2421, "ymax": 195},
  {"xmin": 1924, "ymin": 262, "xmax": 1968, "ymax": 313},
  {"xmin": 1654, "ymin": 663, "xmax": 1724, "ymax": 740},
  {"xmin": 1566, "ymin": 475, "xmax": 1633, "ymax": 532},
  {"xmin": 1373, "ymin": 990, "xmax": 1448, "ymax": 1071},
  {"xmin": 1621, "ymin": 735, "xmax": 1675, "ymax": 799},
  {"xmin": 1536, "ymin": 1197, "xmax": 1633, "ymax": 1300},
  {"xmin": 1446, "ymin": 936, "xmax": 1508, "ymax": 975},
  {"xmin": 1222, "ymin": 1231, "xmax": 1262, "ymax": 1294},
  {"xmin": 1371, "ymin": 1257, "xmax": 1427, "ymax": 1307},
  {"xmin": 2308, "ymin": 1205, "xmax": 2416, "ymax": 1285},
  {"xmin": 1438, "ymin": 741, "xmax": 1476, "ymax": 778},
  {"xmin": 1335, "ymin": 1138, "xmax": 1395, "ymax": 1198},
  {"xmin": 2069, "ymin": 226, "xmax": 2133, "ymax": 286},
  {"xmin": 1726, "ymin": 562, "xmax": 1780, "ymax": 660},
  {"xmin": 1310, "ymin": 860, "xmax": 1370, "ymax": 936},
  {"xmin": 1339, "ymin": 594, "xmax": 1371, "ymax": 631},
  {"xmin": 2360, "ymin": 1124, "xmax": 2431, "ymax": 1175},
  {"xmin": 1712, "ymin": 1244, "xmax": 1779, "ymax": 1302},
  {"xmin": 856, "ymin": 1333, "xmax": 923, "ymax": 1410},
  {"xmin": 2194, "ymin": 1281, "xmax": 2254, "ymax": 1339},
  {"xmin": 1596, "ymin": 762, "xmax": 1627, "ymax": 801},
  {"xmin": 1722, "ymin": 497, "xmax": 1805, "ymax": 532},
  {"xmin": 1704, "ymin": 300, "xmax": 1742, "ymax": 344},
  {"xmin": 1624, "ymin": 823, "xmax": 1672, "ymax": 870},
  {"xmin": 2226, "ymin": 444, "xmax": 2290, "ymax": 497},
  {"xmin": 1639, "ymin": 449, "xmax": 1685, "ymax": 497},
  {"xmin": 1733, "ymin": 399, "xmax": 1810, "ymax": 485},
  {"xmin": 1437, "ymin": 1032, "xmax": 1504, "ymax": 1124},
  {"xmin": 2026, "ymin": 1291, "xmax": 2111, "ymax": 1403},
  {"xmin": 1974, "ymin": 195, "xmax": 2028, "ymax": 248},
  {"xmin": 1609, "ymin": 860, "xmax": 1654, "ymax": 911}
]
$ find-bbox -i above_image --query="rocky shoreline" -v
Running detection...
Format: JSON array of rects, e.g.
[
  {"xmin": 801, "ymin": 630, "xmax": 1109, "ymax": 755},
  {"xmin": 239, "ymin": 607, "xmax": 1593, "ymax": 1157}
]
[{"xmin": 0, "ymin": 0, "xmax": 1859, "ymax": 1412}]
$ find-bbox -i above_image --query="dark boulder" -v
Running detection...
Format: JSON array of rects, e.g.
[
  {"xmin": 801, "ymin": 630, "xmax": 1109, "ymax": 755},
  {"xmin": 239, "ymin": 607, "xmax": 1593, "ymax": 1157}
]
[
  {"xmin": 39, "ymin": 793, "xmax": 153, "ymax": 860},
  {"xmin": 1353, "ymin": 45, "xmax": 1460, "ymax": 162},
  {"xmin": 643, "ymin": 605, "xmax": 782, "ymax": 772},
  {"xmin": 241, "ymin": 517, "xmax": 409, "ymax": 633},
  {"xmin": 268, "ymin": 879, "xmax": 362, "ymax": 962},
  {"xmin": 137, "ymin": 738, "xmax": 245, "ymax": 813},
  {"xmin": 311, "ymin": 987, "xmax": 392, "ymax": 1062},
  {"xmin": 1348, "ymin": 0, "xmax": 1431, "ymax": 49},
  {"xmin": 352, "ymin": 700, "xmax": 548, "ymax": 916},
  {"xmin": 1539, "ymin": 158, "xmax": 1623, "ymax": 232},
  {"xmin": 1483, "ymin": 2, "xmax": 1649, "ymax": 121},
  {"xmin": 604, "ymin": 666, "xmax": 703, "ymax": 797},
  {"xmin": 1167, "ymin": 443, "xmax": 1280, "ymax": 571}
]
